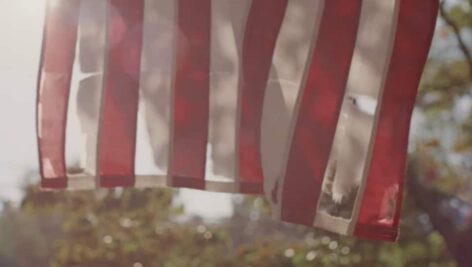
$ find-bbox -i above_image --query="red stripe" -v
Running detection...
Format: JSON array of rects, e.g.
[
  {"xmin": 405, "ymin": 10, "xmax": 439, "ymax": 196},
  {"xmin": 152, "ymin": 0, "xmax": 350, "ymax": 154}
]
[
  {"xmin": 238, "ymin": 0, "xmax": 288, "ymax": 194},
  {"xmin": 98, "ymin": 0, "xmax": 144, "ymax": 187},
  {"xmin": 37, "ymin": 0, "xmax": 81, "ymax": 189},
  {"xmin": 354, "ymin": 0, "xmax": 438, "ymax": 241},
  {"xmin": 280, "ymin": 0, "xmax": 362, "ymax": 225},
  {"xmin": 170, "ymin": 0, "xmax": 211, "ymax": 190}
]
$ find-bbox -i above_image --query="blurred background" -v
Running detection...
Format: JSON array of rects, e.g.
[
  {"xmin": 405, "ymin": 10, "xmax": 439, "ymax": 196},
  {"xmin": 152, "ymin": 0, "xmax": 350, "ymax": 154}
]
[{"xmin": 1, "ymin": 0, "xmax": 472, "ymax": 266}]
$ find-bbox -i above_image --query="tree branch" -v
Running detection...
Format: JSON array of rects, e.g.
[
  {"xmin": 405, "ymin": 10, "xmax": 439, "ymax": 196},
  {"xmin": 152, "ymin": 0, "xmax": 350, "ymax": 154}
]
[{"xmin": 439, "ymin": 1, "xmax": 472, "ymax": 79}]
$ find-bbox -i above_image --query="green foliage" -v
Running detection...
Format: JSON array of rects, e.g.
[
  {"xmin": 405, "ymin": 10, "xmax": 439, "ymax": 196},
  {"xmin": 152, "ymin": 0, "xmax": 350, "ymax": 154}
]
[
  {"xmin": 18, "ymin": 187, "xmax": 229, "ymax": 267},
  {"xmin": 0, "ymin": 190, "xmax": 454, "ymax": 267},
  {"xmin": 220, "ymin": 196, "xmax": 456, "ymax": 267}
]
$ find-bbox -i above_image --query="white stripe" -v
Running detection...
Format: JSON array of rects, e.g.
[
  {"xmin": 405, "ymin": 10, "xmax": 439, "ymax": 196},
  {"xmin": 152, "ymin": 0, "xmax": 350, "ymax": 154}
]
[
  {"xmin": 205, "ymin": 0, "xmax": 252, "ymax": 186},
  {"xmin": 314, "ymin": 0, "xmax": 399, "ymax": 231},
  {"xmin": 135, "ymin": 0, "xmax": 176, "ymax": 179},
  {"xmin": 65, "ymin": 174, "xmax": 239, "ymax": 192},
  {"xmin": 314, "ymin": 212, "xmax": 350, "ymax": 235},
  {"xmin": 66, "ymin": 0, "xmax": 106, "ymax": 180},
  {"xmin": 266, "ymin": 0, "xmax": 326, "ymax": 219}
]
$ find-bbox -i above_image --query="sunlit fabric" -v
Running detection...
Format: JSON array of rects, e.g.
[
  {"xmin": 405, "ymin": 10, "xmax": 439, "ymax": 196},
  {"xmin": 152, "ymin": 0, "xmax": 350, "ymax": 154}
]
[{"xmin": 36, "ymin": 0, "xmax": 438, "ymax": 241}]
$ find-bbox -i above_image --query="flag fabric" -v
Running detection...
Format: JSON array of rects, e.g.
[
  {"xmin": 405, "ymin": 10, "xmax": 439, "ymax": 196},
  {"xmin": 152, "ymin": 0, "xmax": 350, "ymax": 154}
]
[{"xmin": 37, "ymin": 0, "xmax": 438, "ymax": 241}]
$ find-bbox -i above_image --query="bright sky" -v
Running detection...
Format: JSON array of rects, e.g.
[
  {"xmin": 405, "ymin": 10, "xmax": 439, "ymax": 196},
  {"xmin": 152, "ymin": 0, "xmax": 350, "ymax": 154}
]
[{"xmin": 0, "ymin": 0, "xmax": 233, "ymax": 219}]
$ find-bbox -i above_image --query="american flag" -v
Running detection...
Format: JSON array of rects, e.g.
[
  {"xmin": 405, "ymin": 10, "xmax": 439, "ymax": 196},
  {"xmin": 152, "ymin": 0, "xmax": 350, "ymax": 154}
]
[{"xmin": 36, "ymin": 0, "xmax": 438, "ymax": 241}]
